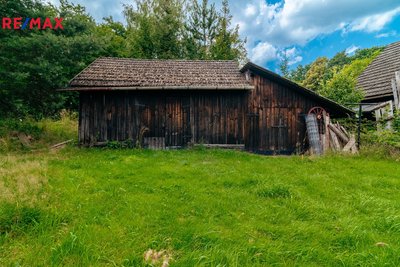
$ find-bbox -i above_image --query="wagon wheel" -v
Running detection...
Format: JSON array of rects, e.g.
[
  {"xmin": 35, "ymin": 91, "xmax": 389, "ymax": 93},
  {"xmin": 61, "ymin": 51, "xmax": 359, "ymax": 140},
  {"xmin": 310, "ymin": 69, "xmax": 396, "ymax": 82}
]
[{"xmin": 308, "ymin": 106, "xmax": 326, "ymax": 135}]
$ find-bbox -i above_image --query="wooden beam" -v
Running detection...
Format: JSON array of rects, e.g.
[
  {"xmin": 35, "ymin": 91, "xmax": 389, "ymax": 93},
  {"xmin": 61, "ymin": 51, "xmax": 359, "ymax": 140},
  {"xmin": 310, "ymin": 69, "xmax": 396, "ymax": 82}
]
[
  {"xmin": 323, "ymin": 111, "xmax": 330, "ymax": 152},
  {"xmin": 395, "ymin": 71, "xmax": 400, "ymax": 109},
  {"xmin": 343, "ymin": 136, "xmax": 356, "ymax": 152},
  {"xmin": 328, "ymin": 124, "xmax": 349, "ymax": 144},
  {"xmin": 194, "ymin": 144, "xmax": 245, "ymax": 149},
  {"xmin": 51, "ymin": 139, "xmax": 73, "ymax": 148},
  {"xmin": 392, "ymin": 78, "xmax": 399, "ymax": 110},
  {"xmin": 329, "ymin": 129, "xmax": 341, "ymax": 151}
]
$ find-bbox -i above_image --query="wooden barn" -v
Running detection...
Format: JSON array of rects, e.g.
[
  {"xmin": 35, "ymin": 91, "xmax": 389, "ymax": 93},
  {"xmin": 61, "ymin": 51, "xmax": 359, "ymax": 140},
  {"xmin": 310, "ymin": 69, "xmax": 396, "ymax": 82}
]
[{"xmin": 62, "ymin": 57, "xmax": 352, "ymax": 154}]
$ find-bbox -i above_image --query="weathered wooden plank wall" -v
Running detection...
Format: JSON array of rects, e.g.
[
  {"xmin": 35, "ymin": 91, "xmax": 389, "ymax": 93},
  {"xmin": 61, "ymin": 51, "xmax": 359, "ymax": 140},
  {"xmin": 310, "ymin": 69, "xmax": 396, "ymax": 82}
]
[
  {"xmin": 245, "ymin": 74, "xmax": 331, "ymax": 154},
  {"xmin": 79, "ymin": 73, "xmax": 336, "ymax": 154},
  {"xmin": 79, "ymin": 90, "xmax": 246, "ymax": 147}
]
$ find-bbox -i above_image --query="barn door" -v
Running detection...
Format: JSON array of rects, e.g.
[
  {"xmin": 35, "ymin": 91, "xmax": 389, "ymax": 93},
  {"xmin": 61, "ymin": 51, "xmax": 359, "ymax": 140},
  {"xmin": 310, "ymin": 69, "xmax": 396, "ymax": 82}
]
[
  {"xmin": 245, "ymin": 113, "xmax": 259, "ymax": 151},
  {"xmin": 165, "ymin": 97, "xmax": 190, "ymax": 147},
  {"xmin": 271, "ymin": 112, "xmax": 289, "ymax": 154}
]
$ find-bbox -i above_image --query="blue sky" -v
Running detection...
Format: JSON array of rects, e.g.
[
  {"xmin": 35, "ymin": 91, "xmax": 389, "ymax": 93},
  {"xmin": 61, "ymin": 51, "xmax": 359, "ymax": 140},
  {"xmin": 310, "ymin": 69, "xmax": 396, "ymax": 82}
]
[{"xmin": 50, "ymin": 0, "xmax": 400, "ymax": 72}]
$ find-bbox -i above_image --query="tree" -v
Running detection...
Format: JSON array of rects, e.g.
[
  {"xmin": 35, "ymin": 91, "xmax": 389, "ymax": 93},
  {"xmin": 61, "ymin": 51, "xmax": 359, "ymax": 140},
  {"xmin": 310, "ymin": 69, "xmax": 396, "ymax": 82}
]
[
  {"xmin": 327, "ymin": 51, "xmax": 351, "ymax": 69},
  {"xmin": 124, "ymin": 0, "xmax": 157, "ymax": 58},
  {"xmin": 301, "ymin": 57, "xmax": 328, "ymax": 92},
  {"xmin": 0, "ymin": 0, "xmax": 108, "ymax": 118},
  {"xmin": 320, "ymin": 57, "xmax": 377, "ymax": 105},
  {"xmin": 289, "ymin": 64, "xmax": 309, "ymax": 84},
  {"xmin": 210, "ymin": 0, "xmax": 246, "ymax": 62},
  {"xmin": 124, "ymin": 0, "xmax": 185, "ymax": 59},
  {"xmin": 184, "ymin": 0, "xmax": 218, "ymax": 59},
  {"xmin": 95, "ymin": 16, "xmax": 128, "ymax": 57},
  {"xmin": 351, "ymin": 46, "xmax": 384, "ymax": 60},
  {"xmin": 279, "ymin": 52, "xmax": 289, "ymax": 78},
  {"xmin": 153, "ymin": 0, "xmax": 185, "ymax": 59}
]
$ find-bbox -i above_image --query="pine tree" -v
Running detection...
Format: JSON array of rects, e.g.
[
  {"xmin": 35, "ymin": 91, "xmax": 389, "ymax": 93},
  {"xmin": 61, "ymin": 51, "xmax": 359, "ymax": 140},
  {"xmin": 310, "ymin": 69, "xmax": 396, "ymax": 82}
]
[
  {"xmin": 184, "ymin": 0, "xmax": 218, "ymax": 59},
  {"xmin": 279, "ymin": 52, "xmax": 290, "ymax": 78},
  {"xmin": 210, "ymin": 0, "xmax": 246, "ymax": 61},
  {"xmin": 124, "ymin": 0, "xmax": 157, "ymax": 58},
  {"xmin": 153, "ymin": 0, "xmax": 184, "ymax": 59}
]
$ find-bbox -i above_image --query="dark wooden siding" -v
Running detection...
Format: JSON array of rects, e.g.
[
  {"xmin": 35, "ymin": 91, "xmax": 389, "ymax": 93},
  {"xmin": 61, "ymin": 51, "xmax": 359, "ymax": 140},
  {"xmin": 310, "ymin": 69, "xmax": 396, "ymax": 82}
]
[
  {"xmin": 79, "ymin": 73, "xmax": 337, "ymax": 154},
  {"xmin": 79, "ymin": 90, "xmax": 246, "ymax": 147},
  {"xmin": 245, "ymin": 74, "xmax": 333, "ymax": 154}
]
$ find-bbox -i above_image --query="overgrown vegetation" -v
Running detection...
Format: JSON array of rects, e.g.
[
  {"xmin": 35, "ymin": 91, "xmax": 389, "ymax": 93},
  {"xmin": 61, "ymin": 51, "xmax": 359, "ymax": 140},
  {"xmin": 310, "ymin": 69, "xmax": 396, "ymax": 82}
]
[
  {"xmin": 0, "ymin": 119, "xmax": 400, "ymax": 266},
  {"xmin": 1, "ymin": 146, "xmax": 400, "ymax": 265},
  {"xmin": 363, "ymin": 111, "xmax": 400, "ymax": 150},
  {"xmin": 0, "ymin": 0, "xmax": 246, "ymax": 118},
  {"xmin": 0, "ymin": 111, "xmax": 77, "ymax": 152},
  {"xmin": 281, "ymin": 47, "xmax": 384, "ymax": 105}
]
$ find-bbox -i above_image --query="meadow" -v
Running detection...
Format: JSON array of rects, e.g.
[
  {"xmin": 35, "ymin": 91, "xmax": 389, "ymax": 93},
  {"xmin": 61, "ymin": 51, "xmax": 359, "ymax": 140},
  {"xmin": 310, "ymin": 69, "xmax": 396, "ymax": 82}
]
[{"xmin": 1, "ymin": 118, "xmax": 400, "ymax": 266}]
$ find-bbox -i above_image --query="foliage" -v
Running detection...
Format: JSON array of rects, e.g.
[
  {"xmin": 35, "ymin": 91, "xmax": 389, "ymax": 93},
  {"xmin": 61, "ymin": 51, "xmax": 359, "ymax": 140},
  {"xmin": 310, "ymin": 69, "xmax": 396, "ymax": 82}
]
[
  {"xmin": 184, "ymin": 0, "xmax": 218, "ymax": 59},
  {"xmin": 288, "ymin": 64, "xmax": 309, "ymax": 84},
  {"xmin": 393, "ymin": 111, "xmax": 400, "ymax": 132},
  {"xmin": 0, "ymin": 0, "xmax": 110, "ymax": 118},
  {"xmin": 361, "ymin": 111, "xmax": 400, "ymax": 150},
  {"xmin": 1, "ymin": 0, "xmax": 246, "ymax": 119},
  {"xmin": 0, "ymin": 111, "xmax": 77, "ymax": 152},
  {"xmin": 210, "ymin": 0, "xmax": 247, "ymax": 62},
  {"xmin": 301, "ymin": 57, "xmax": 329, "ymax": 92},
  {"xmin": 321, "ymin": 51, "xmax": 380, "ymax": 104},
  {"xmin": 1, "ymin": 143, "xmax": 400, "ymax": 265},
  {"xmin": 287, "ymin": 46, "xmax": 384, "ymax": 106},
  {"xmin": 279, "ymin": 52, "xmax": 290, "ymax": 78}
]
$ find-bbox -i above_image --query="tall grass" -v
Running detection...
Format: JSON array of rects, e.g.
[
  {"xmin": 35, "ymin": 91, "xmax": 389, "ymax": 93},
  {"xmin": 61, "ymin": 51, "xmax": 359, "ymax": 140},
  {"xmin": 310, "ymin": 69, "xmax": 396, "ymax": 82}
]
[
  {"xmin": 1, "ymin": 118, "xmax": 400, "ymax": 266},
  {"xmin": 0, "ymin": 111, "xmax": 77, "ymax": 152},
  {"xmin": 1, "ymin": 147, "xmax": 400, "ymax": 266}
]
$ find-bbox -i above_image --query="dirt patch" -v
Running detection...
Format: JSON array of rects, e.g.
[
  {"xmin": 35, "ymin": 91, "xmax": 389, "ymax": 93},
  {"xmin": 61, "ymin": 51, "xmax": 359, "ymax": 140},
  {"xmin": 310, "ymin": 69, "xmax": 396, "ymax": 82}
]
[{"xmin": 144, "ymin": 249, "xmax": 171, "ymax": 267}]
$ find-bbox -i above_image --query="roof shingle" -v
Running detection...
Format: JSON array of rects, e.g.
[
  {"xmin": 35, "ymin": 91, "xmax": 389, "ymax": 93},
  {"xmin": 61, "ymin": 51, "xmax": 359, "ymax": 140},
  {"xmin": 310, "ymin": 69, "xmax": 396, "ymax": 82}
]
[
  {"xmin": 357, "ymin": 41, "xmax": 400, "ymax": 100},
  {"xmin": 67, "ymin": 57, "xmax": 252, "ymax": 90}
]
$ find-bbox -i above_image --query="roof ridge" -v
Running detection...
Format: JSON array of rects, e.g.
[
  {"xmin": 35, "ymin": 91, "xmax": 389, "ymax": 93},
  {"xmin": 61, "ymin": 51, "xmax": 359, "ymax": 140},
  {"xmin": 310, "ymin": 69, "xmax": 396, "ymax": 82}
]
[
  {"xmin": 97, "ymin": 56, "xmax": 238, "ymax": 62},
  {"xmin": 66, "ymin": 57, "xmax": 250, "ymax": 89}
]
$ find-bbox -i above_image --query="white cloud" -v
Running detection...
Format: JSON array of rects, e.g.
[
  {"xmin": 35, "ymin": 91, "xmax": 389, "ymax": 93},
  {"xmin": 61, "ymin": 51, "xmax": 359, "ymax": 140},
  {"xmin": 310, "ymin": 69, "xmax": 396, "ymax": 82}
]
[
  {"xmin": 279, "ymin": 47, "xmax": 303, "ymax": 65},
  {"xmin": 227, "ymin": 0, "xmax": 400, "ymax": 64},
  {"xmin": 244, "ymin": 4, "xmax": 257, "ymax": 17},
  {"xmin": 251, "ymin": 42, "xmax": 278, "ymax": 64},
  {"xmin": 345, "ymin": 45, "xmax": 360, "ymax": 55},
  {"xmin": 375, "ymin": 31, "xmax": 397, "ymax": 38},
  {"xmin": 349, "ymin": 7, "xmax": 400, "ymax": 33}
]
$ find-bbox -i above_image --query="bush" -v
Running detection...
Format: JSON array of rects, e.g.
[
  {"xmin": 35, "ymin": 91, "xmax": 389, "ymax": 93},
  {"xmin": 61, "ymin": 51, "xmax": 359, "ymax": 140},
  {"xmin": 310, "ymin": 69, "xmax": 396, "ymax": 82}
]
[
  {"xmin": 0, "ymin": 110, "xmax": 78, "ymax": 152},
  {"xmin": 0, "ymin": 118, "xmax": 43, "ymax": 139}
]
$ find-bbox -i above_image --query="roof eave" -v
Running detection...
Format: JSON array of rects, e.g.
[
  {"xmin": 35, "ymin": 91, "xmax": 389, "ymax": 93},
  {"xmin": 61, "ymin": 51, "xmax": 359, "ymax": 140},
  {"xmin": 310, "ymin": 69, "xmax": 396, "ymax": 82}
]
[{"xmin": 57, "ymin": 85, "xmax": 255, "ymax": 92}]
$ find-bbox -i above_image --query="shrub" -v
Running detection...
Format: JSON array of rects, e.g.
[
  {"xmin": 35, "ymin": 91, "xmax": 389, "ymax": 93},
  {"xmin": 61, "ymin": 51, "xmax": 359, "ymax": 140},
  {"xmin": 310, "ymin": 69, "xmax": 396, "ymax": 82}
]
[{"xmin": 0, "ymin": 118, "xmax": 43, "ymax": 138}]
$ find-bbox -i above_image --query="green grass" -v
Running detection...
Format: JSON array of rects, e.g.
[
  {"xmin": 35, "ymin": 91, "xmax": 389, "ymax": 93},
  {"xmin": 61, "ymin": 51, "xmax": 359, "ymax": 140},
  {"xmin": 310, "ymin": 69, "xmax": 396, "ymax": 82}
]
[
  {"xmin": 1, "ymin": 146, "xmax": 400, "ymax": 266},
  {"xmin": 0, "ymin": 112, "xmax": 78, "ymax": 152}
]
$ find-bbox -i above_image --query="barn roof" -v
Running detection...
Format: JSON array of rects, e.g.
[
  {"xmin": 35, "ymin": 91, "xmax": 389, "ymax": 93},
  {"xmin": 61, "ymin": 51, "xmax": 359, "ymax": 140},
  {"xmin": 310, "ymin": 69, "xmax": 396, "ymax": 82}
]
[
  {"xmin": 62, "ymin": 57, "xmax": 352, "ymax": 115},
  {"xmin": 64, "ymin": 57, "xmax": 253, "ymax": 90},
  {"xmin": 357, "ymin": 41, "xmax": 400, "ymax": 100},
  {"xmin": 240, "ymin": 62, "xmax": 354, "ymax": 115}
]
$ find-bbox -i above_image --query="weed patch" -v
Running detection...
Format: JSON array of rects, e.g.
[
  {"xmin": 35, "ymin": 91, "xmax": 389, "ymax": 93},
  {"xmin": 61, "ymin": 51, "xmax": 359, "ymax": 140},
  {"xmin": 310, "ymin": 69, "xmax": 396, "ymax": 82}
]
[
  {"xmin": 0, "ymin": 204, "xmax": 42, "ymax": 235},
  {"xmin": 256, "ymin": 185, "xmax": 292, "ymax": 199}
]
